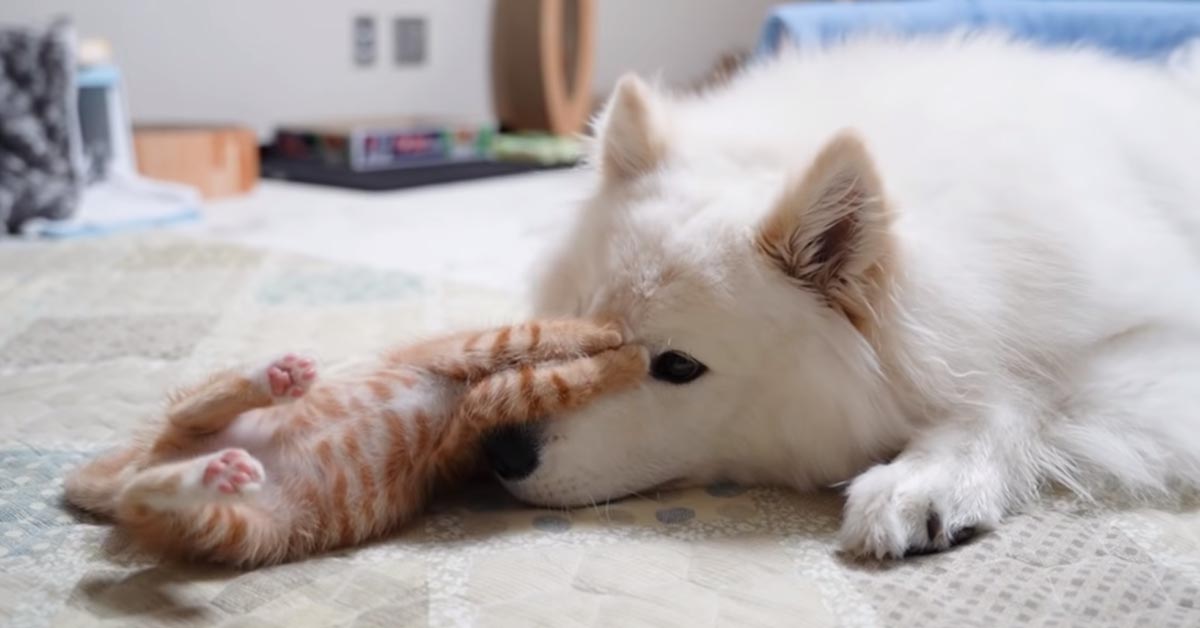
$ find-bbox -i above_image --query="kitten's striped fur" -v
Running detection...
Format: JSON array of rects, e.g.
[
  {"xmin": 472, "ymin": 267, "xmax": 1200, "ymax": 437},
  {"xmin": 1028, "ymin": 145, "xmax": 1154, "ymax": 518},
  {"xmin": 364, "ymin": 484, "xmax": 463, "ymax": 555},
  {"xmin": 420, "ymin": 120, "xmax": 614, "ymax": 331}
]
[{"xmin": 64, "ymin": 319, "xmax": 646, "ymax": 566}]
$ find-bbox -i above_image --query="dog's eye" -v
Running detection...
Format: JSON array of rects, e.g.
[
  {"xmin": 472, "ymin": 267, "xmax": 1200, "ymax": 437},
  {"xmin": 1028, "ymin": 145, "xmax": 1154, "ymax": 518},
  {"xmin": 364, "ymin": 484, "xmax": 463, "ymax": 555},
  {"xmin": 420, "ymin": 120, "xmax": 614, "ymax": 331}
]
[{"xmin": 650, "ymin": 350, "xmax": 708, "ymax": 384}]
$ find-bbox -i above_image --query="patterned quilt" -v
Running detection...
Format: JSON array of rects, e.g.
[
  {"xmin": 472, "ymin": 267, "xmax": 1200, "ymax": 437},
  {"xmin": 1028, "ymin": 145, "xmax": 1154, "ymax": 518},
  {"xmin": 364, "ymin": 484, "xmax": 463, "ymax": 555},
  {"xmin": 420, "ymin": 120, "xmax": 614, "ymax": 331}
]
[{"xmin": 2, "ymin": 236, "xmax": 1199, "ymax": 628}]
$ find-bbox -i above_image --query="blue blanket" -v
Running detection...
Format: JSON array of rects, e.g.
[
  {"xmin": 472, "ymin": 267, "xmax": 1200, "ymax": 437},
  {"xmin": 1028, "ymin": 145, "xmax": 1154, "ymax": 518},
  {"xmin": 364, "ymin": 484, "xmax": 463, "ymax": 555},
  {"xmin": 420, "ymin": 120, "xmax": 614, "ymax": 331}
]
[{"xmin": 758, "ymin": 1, "xmax": 1200, "ymax": 61}]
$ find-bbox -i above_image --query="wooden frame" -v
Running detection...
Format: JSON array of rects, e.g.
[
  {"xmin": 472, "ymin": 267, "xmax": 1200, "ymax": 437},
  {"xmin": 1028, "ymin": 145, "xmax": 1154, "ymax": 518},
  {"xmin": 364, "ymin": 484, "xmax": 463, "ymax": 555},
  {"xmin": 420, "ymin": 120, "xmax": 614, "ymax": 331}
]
[{"xmin": 491, "ymin": 0, "xmax": 596, "ymax": 135}]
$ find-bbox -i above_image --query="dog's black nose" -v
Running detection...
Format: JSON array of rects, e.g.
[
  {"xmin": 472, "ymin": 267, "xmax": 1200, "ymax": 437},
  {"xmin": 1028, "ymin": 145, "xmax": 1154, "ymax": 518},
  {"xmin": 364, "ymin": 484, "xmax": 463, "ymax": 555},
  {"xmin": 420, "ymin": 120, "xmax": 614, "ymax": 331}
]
[{"xmin": 482, "ymin": 424, "xmax": 542, "ymax": 481}]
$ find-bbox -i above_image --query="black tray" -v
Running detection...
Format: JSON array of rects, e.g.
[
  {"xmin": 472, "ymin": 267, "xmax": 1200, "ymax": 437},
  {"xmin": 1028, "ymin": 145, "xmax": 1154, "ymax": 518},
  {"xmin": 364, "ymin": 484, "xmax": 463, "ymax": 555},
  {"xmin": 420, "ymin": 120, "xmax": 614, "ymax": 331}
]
[{"xmin": 259, "ymin": 156, "xmax": 575, "ymax": 191}]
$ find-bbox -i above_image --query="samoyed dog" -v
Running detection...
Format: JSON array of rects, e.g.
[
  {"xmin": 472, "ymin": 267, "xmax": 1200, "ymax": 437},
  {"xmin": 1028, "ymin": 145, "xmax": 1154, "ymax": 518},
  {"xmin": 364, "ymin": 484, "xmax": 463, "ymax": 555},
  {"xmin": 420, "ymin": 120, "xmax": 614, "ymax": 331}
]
[{"xmin": 482, "ymin": 34, "xmax": 1200, "ymax": 559}]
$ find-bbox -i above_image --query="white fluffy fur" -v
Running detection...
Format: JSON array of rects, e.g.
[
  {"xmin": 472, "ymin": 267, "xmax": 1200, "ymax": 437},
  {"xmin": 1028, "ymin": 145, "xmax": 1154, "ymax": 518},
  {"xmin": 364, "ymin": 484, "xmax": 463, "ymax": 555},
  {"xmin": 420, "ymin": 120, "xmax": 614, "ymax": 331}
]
[{"xmin": 511, "ymin": 34, "xmax": 1200, "ymax": 559}]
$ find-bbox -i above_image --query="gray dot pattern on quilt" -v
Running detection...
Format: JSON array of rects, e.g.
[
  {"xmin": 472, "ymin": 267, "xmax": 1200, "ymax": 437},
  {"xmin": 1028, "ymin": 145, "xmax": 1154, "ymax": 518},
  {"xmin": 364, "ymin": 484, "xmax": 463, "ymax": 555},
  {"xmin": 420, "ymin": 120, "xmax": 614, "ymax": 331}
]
[
  {"xmin": 0, "ymin": 450, "xmax": 93, "ymax": 560},
  {"xmin": 532, "ymin": 515, "xmax": 571, "ymax": 532},
  {"xmin": 705, "ymin": 480, "xmax": 746, "ymax": 497},
  {"xmin": 655, "ymin": 507, "xmax": 695, "ymax": 524}
]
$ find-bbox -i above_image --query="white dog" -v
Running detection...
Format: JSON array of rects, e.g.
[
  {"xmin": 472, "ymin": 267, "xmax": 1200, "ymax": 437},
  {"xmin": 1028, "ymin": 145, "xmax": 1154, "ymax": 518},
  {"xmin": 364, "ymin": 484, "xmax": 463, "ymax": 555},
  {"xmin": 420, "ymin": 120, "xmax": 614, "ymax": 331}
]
[{"xmin": 481, "ymin": 34, "xmax": 1200, "ymax": 559}]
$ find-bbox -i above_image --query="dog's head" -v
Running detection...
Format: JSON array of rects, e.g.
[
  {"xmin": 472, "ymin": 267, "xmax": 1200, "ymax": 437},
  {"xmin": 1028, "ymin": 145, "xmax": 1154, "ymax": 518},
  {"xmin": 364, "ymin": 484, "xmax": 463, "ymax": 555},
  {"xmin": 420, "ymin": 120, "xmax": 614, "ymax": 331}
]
[{"xmin": 485, "ymin": 75, "xmax": 906, "ymax": 506}]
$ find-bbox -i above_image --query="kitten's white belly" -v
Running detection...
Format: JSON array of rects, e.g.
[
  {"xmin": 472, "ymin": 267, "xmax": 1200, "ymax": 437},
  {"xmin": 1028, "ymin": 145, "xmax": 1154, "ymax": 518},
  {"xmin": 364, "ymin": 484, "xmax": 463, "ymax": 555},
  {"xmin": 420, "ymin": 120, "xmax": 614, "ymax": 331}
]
[
  {"xmin": 198, "ymin": 376, "xmax": 465, "ymax": 471},
  {"xmin": 215, "ymin": 409, "xmax": 278, "ymax": 452}
]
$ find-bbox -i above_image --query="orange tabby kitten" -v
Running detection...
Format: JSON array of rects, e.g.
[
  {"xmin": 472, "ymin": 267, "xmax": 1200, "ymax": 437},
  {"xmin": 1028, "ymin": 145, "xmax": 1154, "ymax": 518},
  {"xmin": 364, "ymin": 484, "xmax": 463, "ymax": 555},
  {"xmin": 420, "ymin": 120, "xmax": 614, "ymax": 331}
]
[{"xmin": 64, "ymin": 319, "xmax": 645, "ymax": 566}]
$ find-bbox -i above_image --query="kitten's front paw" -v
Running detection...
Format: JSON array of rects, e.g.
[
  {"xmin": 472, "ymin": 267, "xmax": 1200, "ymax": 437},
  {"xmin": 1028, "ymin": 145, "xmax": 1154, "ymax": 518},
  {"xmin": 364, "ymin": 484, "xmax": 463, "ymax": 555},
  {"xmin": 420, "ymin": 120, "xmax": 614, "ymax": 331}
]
[
  {"xmin": 264, "ymin": 353, "xmax": 317, "ymax": 399},
  {"xmin": 572, "ymin": 319, "xmax": 625, "ymax": 355},
  {"xmin": 596, "ymin": 345, "xmax": 651, "ymax": 390},
  {"xmin": 839, "ymin": 460, "xmax": 992, "ymax": 559}
]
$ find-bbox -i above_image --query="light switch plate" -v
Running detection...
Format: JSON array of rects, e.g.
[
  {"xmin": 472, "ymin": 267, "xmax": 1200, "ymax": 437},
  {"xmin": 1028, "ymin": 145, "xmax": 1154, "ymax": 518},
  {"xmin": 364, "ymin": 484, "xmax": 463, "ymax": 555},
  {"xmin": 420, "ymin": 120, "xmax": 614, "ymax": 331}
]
[
  {"xmin": 393, "ymin": 17, "xmax": 426, "ymax": 66},
  {"xmin": 353, "ymin": 15, "xmax": 376, "ymax": 66}
]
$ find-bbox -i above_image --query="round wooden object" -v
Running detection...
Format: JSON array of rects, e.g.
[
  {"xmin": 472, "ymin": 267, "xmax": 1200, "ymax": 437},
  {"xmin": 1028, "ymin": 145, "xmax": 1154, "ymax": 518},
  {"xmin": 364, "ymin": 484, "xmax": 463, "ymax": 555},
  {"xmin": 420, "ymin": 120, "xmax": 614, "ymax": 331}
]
[{"xmin": 492, "ymin": 0, "xmax": 596, "ymax": 135}]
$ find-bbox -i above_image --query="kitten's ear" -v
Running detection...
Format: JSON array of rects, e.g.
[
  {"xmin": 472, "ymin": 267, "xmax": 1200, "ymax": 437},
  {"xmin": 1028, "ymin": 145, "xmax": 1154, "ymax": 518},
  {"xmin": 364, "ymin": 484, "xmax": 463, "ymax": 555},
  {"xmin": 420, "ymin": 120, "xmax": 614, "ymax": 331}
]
[
  {"xmin": 756, "ymin": 130, "xmax": 894, "ymax": 327},
  {"xmin": 593, "ymin": 74, "xmax": 668, "ymax": 181}
]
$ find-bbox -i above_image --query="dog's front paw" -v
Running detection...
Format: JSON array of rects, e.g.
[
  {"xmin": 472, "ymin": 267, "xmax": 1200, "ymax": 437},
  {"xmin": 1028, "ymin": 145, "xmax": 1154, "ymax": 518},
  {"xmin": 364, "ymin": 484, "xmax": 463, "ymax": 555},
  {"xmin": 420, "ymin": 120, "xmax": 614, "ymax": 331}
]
[{"xmin": 839, "ymin": 460, "xmax": 995, "ymax": 559}]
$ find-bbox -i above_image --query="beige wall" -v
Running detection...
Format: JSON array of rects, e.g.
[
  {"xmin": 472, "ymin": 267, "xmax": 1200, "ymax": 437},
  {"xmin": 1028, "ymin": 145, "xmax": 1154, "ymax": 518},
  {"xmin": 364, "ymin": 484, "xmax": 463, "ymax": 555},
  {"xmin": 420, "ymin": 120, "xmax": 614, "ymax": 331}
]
[
  {"xmin": 594, "ymin": 0, "xmax": 774, "ymax": 91},
  {"xmin": 1, "ymin": 0, "xmax": 777, "ymax": 136}
]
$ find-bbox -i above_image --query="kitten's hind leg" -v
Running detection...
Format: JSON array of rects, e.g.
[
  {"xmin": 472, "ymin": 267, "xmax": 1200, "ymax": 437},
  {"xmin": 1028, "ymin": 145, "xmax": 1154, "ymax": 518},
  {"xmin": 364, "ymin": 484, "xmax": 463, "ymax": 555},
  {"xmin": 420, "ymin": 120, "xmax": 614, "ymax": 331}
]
[
  {"xmin": 116, "ymin": 448, "xmax": 266, "ymax": 514},
  {"xmin": 166, "ymin": 354, "xmax": 318, "ymax": 435},
  {"xmin": 115, "ymin": 452, "xmax": 297, "ymax": 566}
]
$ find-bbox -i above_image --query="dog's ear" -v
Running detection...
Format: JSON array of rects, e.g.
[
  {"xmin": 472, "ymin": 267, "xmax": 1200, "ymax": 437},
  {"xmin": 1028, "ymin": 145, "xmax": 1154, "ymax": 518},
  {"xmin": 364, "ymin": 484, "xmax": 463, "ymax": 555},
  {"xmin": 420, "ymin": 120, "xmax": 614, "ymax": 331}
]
[
  {"xmin": 756, "ymin": 130, "xmax": 893, "ymax": 328},
  {"xmin": 593, "ymin": 74, "xmax": 667, "ymax": 181}
]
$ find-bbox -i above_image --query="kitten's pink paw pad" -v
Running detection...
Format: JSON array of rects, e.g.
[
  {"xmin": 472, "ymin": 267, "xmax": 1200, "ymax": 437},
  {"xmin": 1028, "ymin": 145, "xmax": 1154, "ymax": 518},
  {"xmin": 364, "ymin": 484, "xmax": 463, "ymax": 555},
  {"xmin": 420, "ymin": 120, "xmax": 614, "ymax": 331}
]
[
  {"xmin": 201, "ymin": 449, "xmax": 264, "ymax": 495},
  {"xmin": 266, "ymin": 353, "xmax": 317, "ymax": 398}
]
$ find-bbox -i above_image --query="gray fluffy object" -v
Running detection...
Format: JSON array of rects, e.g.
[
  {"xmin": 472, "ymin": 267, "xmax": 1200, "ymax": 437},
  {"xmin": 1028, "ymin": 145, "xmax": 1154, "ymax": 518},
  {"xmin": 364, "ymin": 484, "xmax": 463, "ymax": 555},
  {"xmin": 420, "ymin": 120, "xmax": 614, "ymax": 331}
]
[{"xmin": 0, "ymin": 20, "xmax": 83, "ymax": 233}]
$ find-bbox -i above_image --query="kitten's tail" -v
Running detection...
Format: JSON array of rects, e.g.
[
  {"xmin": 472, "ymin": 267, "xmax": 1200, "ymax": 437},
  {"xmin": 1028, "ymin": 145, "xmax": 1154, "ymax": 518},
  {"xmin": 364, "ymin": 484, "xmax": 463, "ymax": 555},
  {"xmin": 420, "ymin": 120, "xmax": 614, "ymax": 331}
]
[
  {"xmin": 63, "ymin": 445, "xmax": 141, "ymax": 517},
  {"xmin": 116, "ymin": 501, "xmax": 297, "ymax": 567}
]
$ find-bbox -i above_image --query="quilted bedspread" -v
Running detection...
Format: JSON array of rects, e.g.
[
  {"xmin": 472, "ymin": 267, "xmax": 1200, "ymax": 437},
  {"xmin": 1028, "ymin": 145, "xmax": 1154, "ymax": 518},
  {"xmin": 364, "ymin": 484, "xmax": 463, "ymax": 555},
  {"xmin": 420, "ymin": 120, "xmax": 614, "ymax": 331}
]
[{"xmin": 2, "ymin": 236, "xmax": 1200, "ymax": 628}]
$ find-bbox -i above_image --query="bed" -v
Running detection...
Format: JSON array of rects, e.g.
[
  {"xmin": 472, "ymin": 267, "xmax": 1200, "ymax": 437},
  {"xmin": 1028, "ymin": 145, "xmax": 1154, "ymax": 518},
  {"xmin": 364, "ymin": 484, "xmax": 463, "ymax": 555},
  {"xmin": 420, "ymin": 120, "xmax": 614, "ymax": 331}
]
[{"xmin": 2, "ymin": 236, "xmax": 1198, "ymax": 627}]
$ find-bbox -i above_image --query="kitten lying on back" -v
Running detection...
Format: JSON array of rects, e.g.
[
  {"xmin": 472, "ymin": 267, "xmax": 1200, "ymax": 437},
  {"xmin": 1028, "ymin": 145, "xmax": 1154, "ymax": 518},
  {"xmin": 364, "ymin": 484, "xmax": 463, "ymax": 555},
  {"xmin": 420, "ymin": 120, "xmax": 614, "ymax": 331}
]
[{"xmin": 64, "ymin": 320, "xmax": 645, "ymax": 567}]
